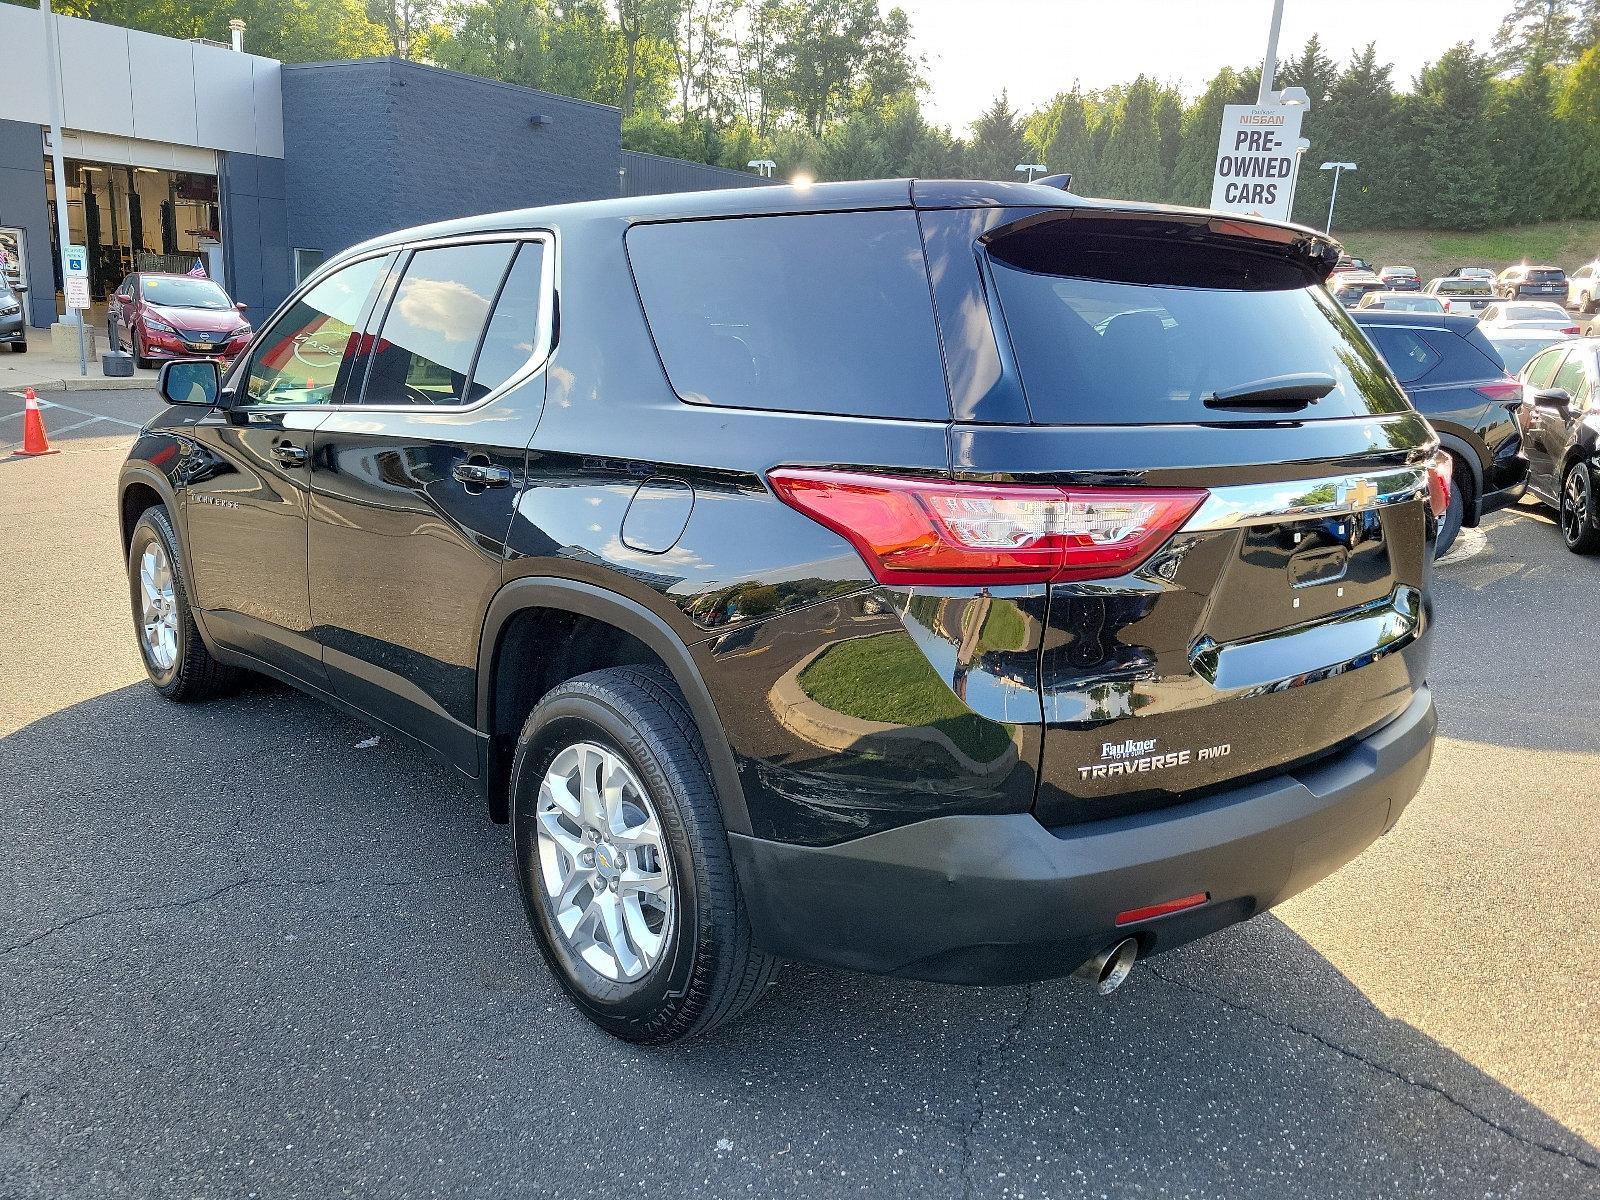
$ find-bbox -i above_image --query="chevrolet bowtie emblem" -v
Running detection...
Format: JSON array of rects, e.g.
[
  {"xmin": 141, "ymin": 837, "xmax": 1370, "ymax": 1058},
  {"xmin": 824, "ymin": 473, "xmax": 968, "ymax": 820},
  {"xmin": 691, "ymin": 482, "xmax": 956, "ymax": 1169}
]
[{"xmin": 1341, "ymin": 478, "xmax": 1378, "ymax": 509}]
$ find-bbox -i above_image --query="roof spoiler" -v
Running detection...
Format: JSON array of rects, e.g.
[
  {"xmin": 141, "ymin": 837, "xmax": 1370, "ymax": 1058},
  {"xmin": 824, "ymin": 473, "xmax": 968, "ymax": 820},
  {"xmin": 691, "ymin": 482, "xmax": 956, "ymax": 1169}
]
[
  {"xmin": 1034, "ymin": 173, "xmax": 1073, "ymax": 191},
  {"xmin": 982, "ymin": 206, "xmax": 1344, "ymax": 283}
]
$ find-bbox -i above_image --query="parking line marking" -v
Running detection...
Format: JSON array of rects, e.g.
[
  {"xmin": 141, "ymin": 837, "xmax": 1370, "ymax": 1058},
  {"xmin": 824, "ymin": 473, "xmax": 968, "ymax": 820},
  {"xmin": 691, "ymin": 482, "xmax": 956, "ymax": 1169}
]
[{"xmin": 34, "ymin": 400, "xmax": 145, "ymax": 430}]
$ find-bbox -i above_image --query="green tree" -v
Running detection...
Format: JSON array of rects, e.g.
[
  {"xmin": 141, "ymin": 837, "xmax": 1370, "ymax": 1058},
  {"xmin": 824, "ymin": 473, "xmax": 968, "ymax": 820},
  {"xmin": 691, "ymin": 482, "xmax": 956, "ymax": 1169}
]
[
  {"xmin": 1556, "ymin": 42, "xmax": 1600, "ymax": 217},
  {"xmin": 1494, "ymin": 0, "xmax": 1583, "ymax": 67},
  {"xmin": 1296, "ymin": 43, "xmax": 1402, "ymax": 229},
  {"xmin": 1168, "ymin": 65, "xmax": 1257, "ymax": 206},
  {"xmin": 963, "ymin": 90, "xmax": 1026, "ymax": 181},
  {"xmin": 1026, "ymin": 88, "xmax": 1095, "ymax": 192},
  {"xmin": 1408, "ymin": 43, "xmax": 1504, "ymax": 229},
  {"xmin": 1490, "ymin": 64, "xmax": 1565, "ymax": 222},
  {"xmin": 1095, "ymin": 76, "xmax": 1166, "ymax": 202}
]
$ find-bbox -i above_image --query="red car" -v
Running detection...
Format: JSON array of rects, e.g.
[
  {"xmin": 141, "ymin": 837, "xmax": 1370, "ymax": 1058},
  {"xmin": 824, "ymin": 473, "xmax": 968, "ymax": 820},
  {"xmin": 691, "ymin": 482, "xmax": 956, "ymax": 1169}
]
[{"xmin": 110, "ymin": 272, "xmax": 252, "ymax": 368}]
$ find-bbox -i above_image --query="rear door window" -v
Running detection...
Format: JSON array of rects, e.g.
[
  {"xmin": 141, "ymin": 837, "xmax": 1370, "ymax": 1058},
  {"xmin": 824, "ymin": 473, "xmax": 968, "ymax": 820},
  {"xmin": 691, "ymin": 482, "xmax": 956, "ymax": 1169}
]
[
  {"xmin": 985, "ymin": 224, "xmax": 1409, "ymax": 424},
  {"xmin": 1524, "ymin": 347, "xmax": 1568, "ymax": 388},
  {"xmin": 626, "ymin": 211, "xmax": 949, "ymax": 420},
  {"xmin": 1365, "ymin": 327, "xmax": 1442, "ymax": 385}
]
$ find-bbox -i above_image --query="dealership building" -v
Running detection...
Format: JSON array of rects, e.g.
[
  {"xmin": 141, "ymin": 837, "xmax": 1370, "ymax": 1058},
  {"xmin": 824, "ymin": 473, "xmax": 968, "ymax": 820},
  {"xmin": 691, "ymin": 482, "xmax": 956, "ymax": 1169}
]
[{"xmin": 0, "ymin": 6, "xmax": 764, "ymax": 330}]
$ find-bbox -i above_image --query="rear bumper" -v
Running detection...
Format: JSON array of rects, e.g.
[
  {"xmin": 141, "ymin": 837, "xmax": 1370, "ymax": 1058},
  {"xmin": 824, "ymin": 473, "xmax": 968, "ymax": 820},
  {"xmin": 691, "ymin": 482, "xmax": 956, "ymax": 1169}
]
[{"xmin": 730, "ymin": 687, "xmax": 1436, "ymax": 984}]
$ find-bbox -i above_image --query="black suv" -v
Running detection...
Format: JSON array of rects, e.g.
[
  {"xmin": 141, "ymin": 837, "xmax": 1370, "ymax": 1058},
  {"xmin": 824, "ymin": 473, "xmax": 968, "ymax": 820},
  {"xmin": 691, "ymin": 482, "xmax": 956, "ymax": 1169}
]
[
  {"xmin": 1353, "ymin": 309, "xmax": 1528, "ymax": 554},
  {"xmin": 121, "ymin": 181, "xmax": 1444, "ymax": 1043}
]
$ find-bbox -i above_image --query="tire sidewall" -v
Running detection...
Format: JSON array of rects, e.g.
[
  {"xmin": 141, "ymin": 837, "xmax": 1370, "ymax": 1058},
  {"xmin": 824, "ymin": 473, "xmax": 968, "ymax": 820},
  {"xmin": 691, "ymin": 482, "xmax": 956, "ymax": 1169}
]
[
  {"xmin": 1435, "ymin": 472, "xmax": 1464, "ymax": 558},
  {"xmin": 1562, "ymin": 463, "xmax": 1595, "ymax": 551},
  {"xmin": 127, "ymin": 509, "xmax": 191, "ymax": 696},
  {"xmin": 510, "ymin": 694, "xmax": 708, "ymax": 1040}
]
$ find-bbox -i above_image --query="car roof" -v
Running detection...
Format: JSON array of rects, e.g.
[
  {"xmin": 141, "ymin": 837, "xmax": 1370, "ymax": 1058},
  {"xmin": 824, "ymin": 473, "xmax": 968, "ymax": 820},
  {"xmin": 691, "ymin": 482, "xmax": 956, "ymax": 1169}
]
[{"xmin": 337, "ymin": 177, "xmax": 1339, "ymax": 260}]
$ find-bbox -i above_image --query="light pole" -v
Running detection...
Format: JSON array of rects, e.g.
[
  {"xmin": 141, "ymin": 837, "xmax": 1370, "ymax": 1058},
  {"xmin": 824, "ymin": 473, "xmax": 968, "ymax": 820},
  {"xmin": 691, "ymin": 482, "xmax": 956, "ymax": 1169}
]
[
  {"xmin": 1320, "ymin": 161, "xmax": 1357, "ymax": 234},
  {"xmin": 747, "ymin": 159, "xmax": 776, "ymax": 179},
  {"xmin": 1283, "ymin": 136, "xmax": 1310, "ymax": 222},
  {"xmin": 1016, "ymin": 163, "xmax": 1047, "ymax": 182}
]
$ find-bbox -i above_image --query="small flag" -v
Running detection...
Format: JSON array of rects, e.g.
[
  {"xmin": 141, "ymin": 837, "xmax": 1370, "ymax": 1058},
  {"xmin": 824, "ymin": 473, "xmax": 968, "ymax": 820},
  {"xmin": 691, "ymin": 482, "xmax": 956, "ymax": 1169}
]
[{"xmin": 187, "ymin": 259, "xmax": 207, "ymax": 278}]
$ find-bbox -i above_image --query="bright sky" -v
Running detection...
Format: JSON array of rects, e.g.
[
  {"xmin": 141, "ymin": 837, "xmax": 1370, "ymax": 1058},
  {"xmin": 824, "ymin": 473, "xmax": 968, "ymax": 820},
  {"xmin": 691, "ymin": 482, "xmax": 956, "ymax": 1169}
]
[{"xmin": 908, "ymin": 0, "xmax": 1509, "ymax": 130}]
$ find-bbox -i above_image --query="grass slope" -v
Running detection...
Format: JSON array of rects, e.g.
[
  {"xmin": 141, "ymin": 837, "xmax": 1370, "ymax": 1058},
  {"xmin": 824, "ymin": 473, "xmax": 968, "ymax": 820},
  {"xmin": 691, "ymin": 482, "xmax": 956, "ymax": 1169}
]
[{"xmin": 1337, "ymin": 220, "xmax": 1600, "ymax": 281}]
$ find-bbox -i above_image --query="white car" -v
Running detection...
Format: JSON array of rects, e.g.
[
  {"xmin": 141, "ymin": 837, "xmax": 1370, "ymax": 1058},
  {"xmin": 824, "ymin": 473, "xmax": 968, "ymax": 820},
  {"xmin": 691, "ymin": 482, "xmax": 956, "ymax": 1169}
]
[
  {"xmin": 1483, "ymin": 326, "xmax": 1571, "ymax": 375},
  {"xmin": 1567, "ymin": 261, "xmax": 1599, "ymax": 315},
  {"xmin": 1477, "ymin": 301, "xmax": 1581, "ymax": 334}
]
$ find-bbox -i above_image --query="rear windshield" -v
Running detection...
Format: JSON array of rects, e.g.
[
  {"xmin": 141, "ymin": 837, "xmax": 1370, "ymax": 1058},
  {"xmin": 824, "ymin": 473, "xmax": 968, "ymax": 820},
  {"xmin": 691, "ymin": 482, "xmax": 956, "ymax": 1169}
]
[
  {"xmin": 1528, "ymin": 269, "xmax": 1566, "ymax": 282},
  {"xmin": 1436, "ymin": 279, "xmax": 1489, "ymax": 294},
  {"xmin": 986, "ymin": 224, "xmax": 1410, "ymax": 425},
  {"xmin": 1492, "ymin": 336, "xmax": 1559, "ymax": 374},
  {"xmin": 626, "ymin": 211, "xmax": 948, "ymax": 420}
]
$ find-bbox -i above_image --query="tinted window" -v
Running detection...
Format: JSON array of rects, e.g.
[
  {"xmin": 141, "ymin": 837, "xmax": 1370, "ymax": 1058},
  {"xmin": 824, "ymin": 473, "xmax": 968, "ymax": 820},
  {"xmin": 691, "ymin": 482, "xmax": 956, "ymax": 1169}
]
[
  {"xmin": 987, "ymin": 249, "xmax": 1408, "ymax": 423},
  {"xmin": 1524, "ymin": 347, "xmax": 1568, "ymax": 388},
  {"xmin": 361, "ymin": 242, "xmax": 515, "ymax": 406},
  {"xmin": 627, "ymin": 211, "xmax": 949, "ymax": 419},
  {"xmin": 1498, "ymin": 339, "xmax": 1561, "ymax": 376},
  {"xmin": 1365, "ymin": 328, "xmax": 1441, "ymax": 385},
  {"xmin": 471, "ymin": 241, "xmax": 545, "ymax": 397},
  {"xmin": 242, "ymin": 255, "xmax": 388, "ymax": 406}
]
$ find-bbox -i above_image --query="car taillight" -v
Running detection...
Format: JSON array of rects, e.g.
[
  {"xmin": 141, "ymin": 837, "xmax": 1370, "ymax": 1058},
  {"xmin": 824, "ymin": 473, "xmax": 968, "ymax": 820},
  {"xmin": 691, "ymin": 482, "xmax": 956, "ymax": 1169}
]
[
  {"xmin": 1427, "ymin": 451, "xmax": 1453, "ymax": 520},
  {"xmin": 1475, "ymin": 379, "xmax": 1522, "ymax": 404},
  {"xmin": 1563, "ymin": 325, "xmax": 1581, "ymax": 335},
  {"xmin": 768, "ymin": 468, "xmax": 1207, "ymax": 586}
]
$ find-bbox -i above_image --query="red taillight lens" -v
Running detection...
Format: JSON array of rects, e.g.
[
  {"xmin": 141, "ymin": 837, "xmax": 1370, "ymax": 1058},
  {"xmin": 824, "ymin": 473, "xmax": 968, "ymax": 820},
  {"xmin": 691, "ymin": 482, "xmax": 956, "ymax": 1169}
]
[
  {"xmin": 1474, "ymin": 380, "xmax": 1522, "ymax": 404},
  {"xmin": 1564, "ymin": 325, "xmax": 1581, "ymax": 335},
  {"xmin": 1427, "ymin": 451, "xmax": 1453, "ymax": 520},
  {"xmin": 768, "ymin": 468, "xmax": 1207, "ymax": 586}
]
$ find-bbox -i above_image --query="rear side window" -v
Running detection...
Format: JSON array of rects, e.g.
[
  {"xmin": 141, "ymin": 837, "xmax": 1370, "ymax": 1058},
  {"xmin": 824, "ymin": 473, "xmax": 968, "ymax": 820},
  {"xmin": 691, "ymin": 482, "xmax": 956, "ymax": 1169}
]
[
  {"xmin": 1524, "ymin": 347, "xmax": 1568, "ymax": 387},
  {"xmin": 627, "ymin": 211, "xmax": 949, "ymax": 420},
  {"xmin": 471, "ymin": 241, "xmax": 546, "ymax": 397},
  {"xmin": 362, "ymin": 241, "xmax": 516, "ymax": 406},
  {"xmin": 985, "ymin": 224, "xmax": 1409, "ymax": 424},
  {"xmin": 1365, "ymin": 328, "xmax": 1441, "ymax": 385}
]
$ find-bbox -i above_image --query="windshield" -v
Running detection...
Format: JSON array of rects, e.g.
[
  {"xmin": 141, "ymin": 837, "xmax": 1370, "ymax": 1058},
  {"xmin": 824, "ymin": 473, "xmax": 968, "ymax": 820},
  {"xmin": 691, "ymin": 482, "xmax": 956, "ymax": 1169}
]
[
  {"xmin": 141, "ymin": 276, "xmax": 231, "ymax": 309},
  {"xmin": 987, "ymin": 249, "xmax": 1409, "ymax": 425}
]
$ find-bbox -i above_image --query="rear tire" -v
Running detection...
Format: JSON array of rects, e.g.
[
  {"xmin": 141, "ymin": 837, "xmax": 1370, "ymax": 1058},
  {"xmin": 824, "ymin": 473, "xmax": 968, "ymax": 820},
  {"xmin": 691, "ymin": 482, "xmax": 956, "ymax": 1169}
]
[
  {"xmin": 510, "ymin": 665, "xmax": 779, "ymax": 1044},
  {"xmin": 127, "ymin": 506, "xmax": 243, "ymax": 701},
  {"xmin": 1560, "ymin": 462, "xmax": 1600, "ymax": 554}
]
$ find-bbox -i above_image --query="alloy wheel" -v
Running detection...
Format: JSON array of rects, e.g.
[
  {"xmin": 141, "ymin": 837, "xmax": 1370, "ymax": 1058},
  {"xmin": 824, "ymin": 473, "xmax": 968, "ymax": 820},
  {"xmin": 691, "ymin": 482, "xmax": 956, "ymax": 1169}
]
[
  {"xmin": 535, "ymin": 741, "xmax": 674, "ymax": 983},
  {"xmin": 138, "ymin": 541, "xmax": 179, "ymax": 671},
  {"xmin": 1562, "ymin": 468, "xmax": 1591, "ymax": 547}
]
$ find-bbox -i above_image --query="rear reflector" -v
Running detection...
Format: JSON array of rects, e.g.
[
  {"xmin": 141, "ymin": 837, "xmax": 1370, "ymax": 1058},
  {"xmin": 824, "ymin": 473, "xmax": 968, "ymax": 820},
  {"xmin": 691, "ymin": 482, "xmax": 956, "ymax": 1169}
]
[
  {"xmin": 1427, "ymin": 450, "xmax": 1453, "ymax": 520},
  {"xmin": 768, "ymin": 468, "xmax": 1207, "ymax": 586},
  {"xmin": 1115, "ymin": 892, "xmax": 1210, "ymax": 926}
]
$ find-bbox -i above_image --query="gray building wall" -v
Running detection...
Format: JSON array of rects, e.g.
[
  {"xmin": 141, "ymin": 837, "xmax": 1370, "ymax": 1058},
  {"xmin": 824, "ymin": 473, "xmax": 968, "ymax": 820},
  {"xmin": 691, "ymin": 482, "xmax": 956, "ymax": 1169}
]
[
  {"xmin": 620, "ymin": 150, "xmax": 775, "ymax": 197},
  {"xmin": 218, "ymin": 151, "xmax": 290, "ymax": 325},
  {"xmin": 282, "ymin": 59, "xmax": 622, "ymax": 269},
  {"xmin": 0, "ymin": 119, "xmax": 57, "ymax": 328}
]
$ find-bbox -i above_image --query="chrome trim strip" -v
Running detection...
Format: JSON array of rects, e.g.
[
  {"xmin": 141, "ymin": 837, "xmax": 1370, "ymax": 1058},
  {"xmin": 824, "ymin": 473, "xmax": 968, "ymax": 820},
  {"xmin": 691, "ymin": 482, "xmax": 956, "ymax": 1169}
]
[{"xmin": 1181, "ymin": 465, "xmax": 1429, "ymax": 533}]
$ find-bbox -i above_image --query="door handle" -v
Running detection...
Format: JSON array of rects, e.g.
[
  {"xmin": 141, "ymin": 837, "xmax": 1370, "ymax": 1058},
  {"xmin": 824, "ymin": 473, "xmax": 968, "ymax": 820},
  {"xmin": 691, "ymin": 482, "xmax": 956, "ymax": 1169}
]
[
  {"xmin": 273, "ymin": 442, "xmax": 310, "ymax": 468},
  {"xmin": 452, "ymin": 461, "xmax": 514, "ymax": 488}
]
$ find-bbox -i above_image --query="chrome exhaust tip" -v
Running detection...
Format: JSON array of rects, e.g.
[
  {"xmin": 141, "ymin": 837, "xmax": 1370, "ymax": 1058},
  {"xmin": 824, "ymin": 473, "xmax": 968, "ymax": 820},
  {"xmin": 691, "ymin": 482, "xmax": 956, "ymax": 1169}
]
[{"xmin": 1072, "ymin": 937, "xmax": 1139, "ymax": 995}]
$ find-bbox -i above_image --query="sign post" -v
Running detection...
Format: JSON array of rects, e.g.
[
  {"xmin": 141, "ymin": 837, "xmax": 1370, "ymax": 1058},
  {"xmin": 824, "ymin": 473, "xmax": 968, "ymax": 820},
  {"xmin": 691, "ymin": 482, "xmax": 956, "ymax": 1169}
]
[
  {"xmin": 64, "ymin": 242, "xmax": 88, "ymax": 376},
  {"xmin": 1208, "ymin": 103, "xmax": 1305, "ymax": 224}
]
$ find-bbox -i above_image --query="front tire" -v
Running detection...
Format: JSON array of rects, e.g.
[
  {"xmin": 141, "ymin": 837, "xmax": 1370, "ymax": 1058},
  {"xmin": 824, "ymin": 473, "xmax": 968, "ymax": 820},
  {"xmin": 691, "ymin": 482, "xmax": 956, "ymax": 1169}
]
[
  {"xmin": 1560, "ymin": 462, "xmax": 1600, "ymax": 554},
  {"xmin": 127, "ymin": 506, "xmax": 242, "ymax": 700},
  {"xmin": 8, "ymin": 341, "xmax": 25, "ymax": 354},
  {"xmin": 510, "ymin": 665, "xmax": 778, "ymax": 1044}
]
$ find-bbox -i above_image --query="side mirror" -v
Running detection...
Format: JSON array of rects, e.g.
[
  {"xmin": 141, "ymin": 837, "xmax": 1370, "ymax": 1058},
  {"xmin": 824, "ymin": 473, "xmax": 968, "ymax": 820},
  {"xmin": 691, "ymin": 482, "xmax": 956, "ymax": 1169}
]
[
  {"xmin": 14, "ymin": 284, "xmax": 26, "ymax": 294},
  {"xmin": 234, "ymin": 301, "xmax": 248, "ymax": 314},
  {"xmin": 158, "ymin": 358, "xmax": 222, "ymax": 408},
  {"xmin": 1532, "ymin": 387, "xmax": 1571, "ymax": 412}
]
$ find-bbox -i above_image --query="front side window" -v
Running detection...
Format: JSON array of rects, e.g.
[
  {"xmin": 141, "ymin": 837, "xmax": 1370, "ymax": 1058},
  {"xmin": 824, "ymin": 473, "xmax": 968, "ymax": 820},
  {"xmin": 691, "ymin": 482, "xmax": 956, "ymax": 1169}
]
[
  {"xmin": 360, "ymin": 241, "xmax": 516, "ymax": 406},
  {"xmin": 1553, "ymin": 355, "xmax": 1589, "ymax": 407},
  {"xmin": 241, "ymin": 255, "xmax": 389, "ymax": 406}
]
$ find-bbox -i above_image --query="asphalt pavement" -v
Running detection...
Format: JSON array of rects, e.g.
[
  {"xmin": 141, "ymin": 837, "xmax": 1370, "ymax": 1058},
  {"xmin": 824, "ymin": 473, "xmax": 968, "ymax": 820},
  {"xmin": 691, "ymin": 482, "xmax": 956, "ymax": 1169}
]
[{"xmin": 1, "ymin": 389, "xmax": 1596, "ymax": 1199}]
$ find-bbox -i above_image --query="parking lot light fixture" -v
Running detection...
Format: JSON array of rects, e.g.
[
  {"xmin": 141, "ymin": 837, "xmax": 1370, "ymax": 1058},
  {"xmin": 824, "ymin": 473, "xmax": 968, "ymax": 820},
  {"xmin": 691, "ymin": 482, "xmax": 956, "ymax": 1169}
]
[
  {"xmin": 747, "ymin": 159, "xmax": 777, "ymax": 178},
  {"xmin": 1320, "ymin": 161, "xmax": 1357, "ymax": 235},
  {"xmin": 1016, "ymin": 163, "xmax": 1047, "ymax": 182}
]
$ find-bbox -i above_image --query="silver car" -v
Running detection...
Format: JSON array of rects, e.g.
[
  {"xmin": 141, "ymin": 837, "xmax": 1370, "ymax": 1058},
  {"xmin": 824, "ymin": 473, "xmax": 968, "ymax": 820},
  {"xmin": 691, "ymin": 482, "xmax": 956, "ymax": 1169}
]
[{"xmin": 0, "ymin": 285, "xmax": 25, "ymax": 353}]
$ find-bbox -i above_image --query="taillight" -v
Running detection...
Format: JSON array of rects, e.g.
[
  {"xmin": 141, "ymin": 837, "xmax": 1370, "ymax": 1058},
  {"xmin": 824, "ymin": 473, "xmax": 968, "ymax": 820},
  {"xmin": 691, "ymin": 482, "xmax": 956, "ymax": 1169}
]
[
  {"xmin": 1564, "ymin": 325, "xmax": 1581, "ymax": 335},
  {"xmin": 1475, "ymin": 380, "xmax": 1522, "ymax": 404},
  {"xmin": 768, "ymin": 468, "xmax": 1207, "ymax": 586},
  {"xmin": 1427, "ymin": 451, "xmax": 1453, "ymax": 520}
]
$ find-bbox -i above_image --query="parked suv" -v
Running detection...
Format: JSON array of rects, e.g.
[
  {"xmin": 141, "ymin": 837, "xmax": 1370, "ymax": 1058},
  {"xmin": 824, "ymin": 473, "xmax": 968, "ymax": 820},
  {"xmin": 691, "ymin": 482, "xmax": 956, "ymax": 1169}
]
[
  {"xmin": 1497, "ymin": 263, "xmax": 1567, "ymax": 301},
  {"xmin": 120, "ymin": 181, "xmax": 1444, "ymax": 1043},
  {"xmin": 1515, "ymin": 337, "xmax": 1600, "ymax": 552},
  {"xmin": 1566, "ymin": 260, "xmax": 1599, "ymax": 315},
  {"xmin": 1353, "ymin": 309, "xmax": 1528, "ymax": 554}
]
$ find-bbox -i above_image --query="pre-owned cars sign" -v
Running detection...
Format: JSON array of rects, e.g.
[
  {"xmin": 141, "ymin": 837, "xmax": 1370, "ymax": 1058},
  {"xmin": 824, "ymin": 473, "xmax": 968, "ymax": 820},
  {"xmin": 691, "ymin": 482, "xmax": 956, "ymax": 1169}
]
[{"xmin": 1209, "ymin": 104, "xmax": 1303, "ymax": 224}]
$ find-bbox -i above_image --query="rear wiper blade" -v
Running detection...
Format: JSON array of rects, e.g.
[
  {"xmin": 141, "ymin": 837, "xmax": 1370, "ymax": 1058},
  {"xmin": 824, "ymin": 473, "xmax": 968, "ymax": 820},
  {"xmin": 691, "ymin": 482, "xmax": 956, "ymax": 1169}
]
[{"xmin": 1203, "ymin": 372, "xmax": 1337, "ymax": 413}]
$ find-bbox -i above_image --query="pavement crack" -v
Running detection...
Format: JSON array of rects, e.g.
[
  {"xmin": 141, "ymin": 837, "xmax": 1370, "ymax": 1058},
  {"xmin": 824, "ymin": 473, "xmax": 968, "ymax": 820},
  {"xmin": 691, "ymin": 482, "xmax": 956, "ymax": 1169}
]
[
  {"xmin": 0, "ymin": 1092, "xmax": 29, "ymax": 1133},
  {"xmin": 958, "ymin": 983, "xmax": 1033, "ymax": 1200},
  {"xmin": 1146, "ymin": 964, "xmax": 1599, "ymax": 1172},
  {"xmin": 1, "ymin": 870, "xmax": 487, "ymax": 957}
]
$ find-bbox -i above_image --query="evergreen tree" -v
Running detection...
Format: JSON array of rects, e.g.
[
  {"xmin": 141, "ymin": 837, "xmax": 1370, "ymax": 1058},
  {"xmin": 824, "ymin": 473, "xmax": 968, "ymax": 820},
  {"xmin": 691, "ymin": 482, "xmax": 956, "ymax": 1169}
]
[
  {"xmin": 1168, "ymin": 66, "xmax": 1258, "ymax": 206},
  {"xmin": 1490, "ymin": 65, "xmax": 1566, "ymax": 223},
  {"xmin": 1299, "ymin": 43, "xmax": 1402, "ymax": 229},
  {"xmin": 964, "ymin": 90, "xmax": 1028, "ymax": 181},
  {"xmin": 1556, "ymin": 42, "xmax": 1600, "ymax": 218},
  {"xmin": 1409, "ymin": 44, "xmax": 1504, "ymax": 230},
  {"xmin": 1494, "ymin": 0, "xmax": 1581, "ymax": 67},
  {"xmin": 1026, "ymin": 88, "xmax": 1095, "ymax": 190},
  {"xmin": 1096, "ymin": 76, "xmax": 1165, "ymax": 202}
]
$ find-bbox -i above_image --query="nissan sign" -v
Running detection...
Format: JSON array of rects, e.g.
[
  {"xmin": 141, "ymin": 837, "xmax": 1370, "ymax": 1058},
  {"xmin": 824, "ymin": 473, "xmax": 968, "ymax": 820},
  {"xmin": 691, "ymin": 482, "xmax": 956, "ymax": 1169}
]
[{"xmin": 1209, "ymin": 104, "xmax": 1304, "ymax": 224}]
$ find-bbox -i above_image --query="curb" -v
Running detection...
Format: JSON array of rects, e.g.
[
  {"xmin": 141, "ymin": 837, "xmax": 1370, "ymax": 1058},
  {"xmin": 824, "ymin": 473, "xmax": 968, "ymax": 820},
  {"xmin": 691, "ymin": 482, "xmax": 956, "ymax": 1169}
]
[{"xmin": 5, "ymin": 375, "xmax": 155, "ymax": 394}]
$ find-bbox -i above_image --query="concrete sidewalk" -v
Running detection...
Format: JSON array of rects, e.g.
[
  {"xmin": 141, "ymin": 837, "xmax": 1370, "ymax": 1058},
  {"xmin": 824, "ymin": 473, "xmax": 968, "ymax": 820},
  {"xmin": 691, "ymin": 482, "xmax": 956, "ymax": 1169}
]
[{"xmin": 0, "ymin": 330, "xmax": 157, "ymax": 394}]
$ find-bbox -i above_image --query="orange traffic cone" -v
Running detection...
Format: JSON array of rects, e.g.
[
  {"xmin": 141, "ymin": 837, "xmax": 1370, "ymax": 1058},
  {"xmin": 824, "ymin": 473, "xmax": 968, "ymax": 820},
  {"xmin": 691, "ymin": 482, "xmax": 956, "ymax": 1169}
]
[{"xmin": 13, "ymin": 388, "xmax": 59, "ymax": 457}]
